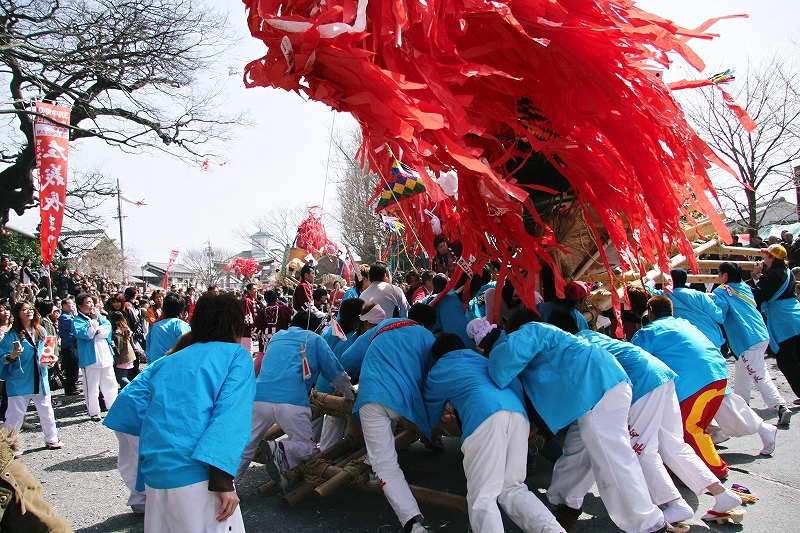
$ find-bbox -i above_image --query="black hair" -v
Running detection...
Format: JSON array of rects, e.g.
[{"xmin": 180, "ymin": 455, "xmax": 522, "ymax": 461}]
[
  {"xmin": 162, "ymin": 292, "xmax": 185, "ymax": 318},
  {"xmin": 718, "ymin": 262, "xmax": 743, "ymax": 283},
  {"xmin": 124, "ymin": 287, "xmax": 137, "ymax": 301},
  {"xmin": 300, "ymin": 264, "xmax": 315, "ymax": 279},
  {"xmin": 505, "ymin": 308, "xmax": 542, "ymax": 334},
  {"xmin": 432, "ymin": 273, "xmax": 449, "ymax": 293},
  {"xmin": 547, "ymin": 309, "xmax": 579, "ymax": 334},
  {"xmin": 338, "ymin": 298, "xmax": 365, "ymax": 334},
  {"xmin": 421, "ymin": 271, "xmax": 434, "ymax": 283},
  {"xmin": 670, "ymin": 268, "xmax": 688, "ymax": 288},
  {"xmin": 408, "ymin": 303, "xmax": 437, "ymax": 330},
  {"xmin": 75, "ymin": 293, "xmax": 93, "ymax": 308},
  {"xmin": 34, "ymin": 299, "xmax": 54, "ymax": 317},
  {"xmin": 189, "ymin": 294, "xmax": 244, "ymax": 344},
  {"xmin": 291, "ymin": 311, "xmax": 322, "ymax": 333},
  {"xmin": 312, "ymin": 287, "xmax": 329, "ymax": 302},
  {"xmin": 264, "ymin": 290, "xmax": 278, "ymax": 304},
  {"xmin": 432, "ymin": 333, "xmax": 465, "ymax": 360},
  {"xmin": 433, "ymin": 235, "xmax": 448, "ymax": 248},
  {"xmin": 246, "ymin": 282, "xmax": 256, "ymax": 291},
  {"xmin": 369, "ymin": 262, "xmax": 388, "ymax": 282}
]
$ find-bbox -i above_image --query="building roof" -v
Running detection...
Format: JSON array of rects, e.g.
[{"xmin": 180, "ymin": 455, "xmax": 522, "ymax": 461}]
[
  {"xmin": 59, "ymin": 229, "xmax": 110, "ymax": 255},
  {"xmin": 142, "ymin": 262, "xmax": 195, "ymax": 275},
  {"xmin": 727, "ymin": 198, "xmax": 798, "ymax": 233}
]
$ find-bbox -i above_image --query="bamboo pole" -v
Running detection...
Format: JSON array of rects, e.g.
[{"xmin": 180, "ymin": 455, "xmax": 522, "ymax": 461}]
[
  {"xmin": 257, "ymin": 437, "xmax": 358, "ymax": 497},
  {"xmin": 314, "ymin": 429, "xmax": 417, "ymax": 498},
  {"xmin": 284, "ymin": 446, "xmax": 368, "ymax": 505}
]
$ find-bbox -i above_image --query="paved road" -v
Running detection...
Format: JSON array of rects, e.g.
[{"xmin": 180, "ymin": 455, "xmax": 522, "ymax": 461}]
[{"xmin": 14, "ymin": 358, "xmax": 800, "ymax": 532}]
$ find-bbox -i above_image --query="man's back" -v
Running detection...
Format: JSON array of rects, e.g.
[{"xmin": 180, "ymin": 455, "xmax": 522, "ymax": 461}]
[{"xmin": 360, "ymin": 281, "xmax": 410, "ymax": 318}]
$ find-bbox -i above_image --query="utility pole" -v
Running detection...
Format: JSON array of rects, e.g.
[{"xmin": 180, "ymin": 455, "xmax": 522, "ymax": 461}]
[{"xmin": 115, "ymin": 177, "xmax": 126, "ymax": 283}]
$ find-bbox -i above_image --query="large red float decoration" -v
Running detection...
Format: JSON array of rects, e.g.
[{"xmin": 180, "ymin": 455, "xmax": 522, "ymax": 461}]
[{"xmin": 241, "ymin": 0, "xmax": 751, "ymax": 319}]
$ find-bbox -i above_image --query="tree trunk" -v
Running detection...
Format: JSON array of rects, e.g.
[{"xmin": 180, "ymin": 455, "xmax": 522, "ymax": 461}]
[
  {"xmin": 746, "ymin": 187, "xmax": 758, "ymax": 239},
  {"xmin": 0, "ymin": 147, "xmax": 36, "ymax": 227}
]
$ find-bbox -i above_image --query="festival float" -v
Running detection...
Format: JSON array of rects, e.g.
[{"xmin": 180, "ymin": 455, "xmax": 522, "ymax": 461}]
[{"xmin": 240, "ymin": 0, "xmax": 758, "ymax": 511}]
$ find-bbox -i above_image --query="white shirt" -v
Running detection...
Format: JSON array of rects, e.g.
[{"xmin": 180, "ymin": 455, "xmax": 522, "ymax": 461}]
[
  {"xmin": 359, "ymin": 281, "xmax": 410, "ymax": 319},
  {"xmin": 86, "ymin": 318, "xmax": 114, "ymax": 368}
]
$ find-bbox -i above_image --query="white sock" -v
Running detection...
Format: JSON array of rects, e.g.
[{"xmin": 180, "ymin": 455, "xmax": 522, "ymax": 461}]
[
  {"xmin": 663, "ymin": 498, "xmax": 693, "ymax": 524},
  {"xmin": 711, "ymin": 490, "xmax": 742, "ymax": 514}
]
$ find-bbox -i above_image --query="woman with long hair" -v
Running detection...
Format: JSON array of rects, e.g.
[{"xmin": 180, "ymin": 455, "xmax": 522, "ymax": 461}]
[
  {"xmin": 0, "ymin": 301, "xmax": 62, "ymax": 455},
  {"xmin": 104, "ymin": 294, "xmax": 255, "ymax": 531},
  {"xmin": 108, "ymin": 311, "xmax": 136, "ymax": 389}
]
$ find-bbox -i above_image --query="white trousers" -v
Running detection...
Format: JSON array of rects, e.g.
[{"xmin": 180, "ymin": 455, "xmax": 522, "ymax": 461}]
[
  {"xmin": 714, "ymin": 392, "xmax": 762, "ymax": 437},
  {"xmin": 3, "ymin": 392, "xmax": 58, "ymax": 444},
  {"xmin": 236, "ymin": 401, "xmax": 315, "ymax": 483},
  {"xmin": 734, "ymin": 340, "xmax": 785, "ymax": 409},
  {"xmin": 83, "ymin": 365, "xmax": 118, "ymax": 417},
  {"xmin": 462, "ymin": 410, "xmax": 563, "ymax": 533},
  {"xmin": 547, "ymin": 382, "xmax": 664, "ymax": 533},
  {"xmin": 628, "ymin": 381, "xmax": 718, "ymax": 503},
  {"xmin": 144, "ymin": 481, "xmax": 245, "ymax": 533},
  {"xmin": 360, "ymin": 402, "xmax": 421, "ymax": 526},
  {"xmin": 319, "ymin": 415, "xmax": 348, "ymax": 451},
  {"xmin": 116, "ymin": 432, "xmax": 146, "ymax": 508}
]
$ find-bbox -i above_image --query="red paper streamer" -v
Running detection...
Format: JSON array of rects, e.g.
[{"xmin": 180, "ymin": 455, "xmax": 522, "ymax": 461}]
[{"xmin": 241, "ymin": 0, "xmax": 739, "ymax": 313}]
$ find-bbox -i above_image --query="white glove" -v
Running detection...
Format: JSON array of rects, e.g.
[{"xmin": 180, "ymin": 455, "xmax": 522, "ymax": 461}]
[{"xmin": 332, "ymin": 371, "xmax": 356, "ymax": 401}]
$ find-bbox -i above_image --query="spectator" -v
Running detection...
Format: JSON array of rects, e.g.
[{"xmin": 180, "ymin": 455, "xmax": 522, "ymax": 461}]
[
  {"xmin": 0, "ymin": 257, "xmax": 16, "ymax": 304},
  {"xmin": 108, "ymin": 311, "xmax": 136, "ymax": 389},
  {"xmin": 0, "ymin": 302, "xmax": 63, "ymax": 453},
  {"xmin": 404, "ymin": 271, "xmax": 422, "ymax": 303},
  {"xmin": 72, "ymin": 293, "xmax": 118, "ymax": 421},
  {"xmin": 412, "ymin": 271, "xmax": 434, "ymax": 304},
  {"xmin": 58, "ymin": 298, "xmax": 81, "ymax": 395},
  {"xmin": 146, "ymin": 290, "xmax": 164, "ymax": 326},
  {"xmin": 241, "ymin": 283, "xmax": 258, "ymax": 354}
]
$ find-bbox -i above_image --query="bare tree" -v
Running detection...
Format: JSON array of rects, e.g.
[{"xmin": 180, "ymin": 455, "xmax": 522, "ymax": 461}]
[
  {"xmin": 182, "ymin": 243, "xmax": 234, "ymax": 289},
  {"xmin": 0, "ymin": 0, "xmax": 244, "ymax": 227},
  {"xmin": 69, "ymin": 236, "xmax": 123, "ymax": 278},
  {"xmin": 64, "ymin": 169, "xmax": 116, "ymax": 228},
  {"xmin": 681, "ymin": 55, "xmax": 800, "ymax": 237},
  {"xmin": 330, "ymin": 127, "xmax": 384, "ymax": 264},
  {"xmin": 234, "ymin": 203, "xmax": 307, "ymax": 267}
]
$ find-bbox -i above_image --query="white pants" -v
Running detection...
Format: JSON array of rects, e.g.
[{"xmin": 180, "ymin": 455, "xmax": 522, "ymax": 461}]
[
  {"xmin": 628, "ymin": 381, "xmax": 718, "ymax": 503},
  {"xmin": 236, "ymin": 401, "xmax": 315, "ymax": 483},
  {"xmin": 144, "ymin": 481, "xmax": 245, "ymax": 533},
  {"xmin": 547, "ymin": 382, "xmax": 664, "ymax": 533},
  {"xmin": 734, "ymin": 340, "xmax": 785, "ymax": 409},
  {"xmin": 83, "ymin": 365, "xmax": 118, "ymax": 417},
  {"xmin": 714, "ymin": 392, "xmax": 762, "ymax": 437},
  {"xmin": 319, "ymin": 415, "xmax": 348, "ymax": 451},
  {"xmin": 360, "ymin": 402, "xmax": 421, "ymax": 526},
  {"xmin": 463, "ymin": 410, "xmax": 563, "ymax": 533},
  {"xmin": 116, "ymin": 432, "xmax": 146, "ymax": 508},
  {"xmin": 3, "ymin": 392, "xmax": 58, "ymax": 444}
]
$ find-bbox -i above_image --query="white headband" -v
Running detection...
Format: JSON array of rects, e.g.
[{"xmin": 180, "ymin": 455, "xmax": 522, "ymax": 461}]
[{"xmin": 360, "ymin": 305, "xmax": 386, "ymax": 324}]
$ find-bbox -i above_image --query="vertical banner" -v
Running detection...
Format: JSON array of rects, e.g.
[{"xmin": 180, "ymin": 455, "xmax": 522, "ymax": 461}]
[
  {"xmin": 34, "ymin": 102, "xmax": 72, "ymax": 266},
  {"xmin": 162, "ymin": 249, "xmax": 180, "ymax": 289}
]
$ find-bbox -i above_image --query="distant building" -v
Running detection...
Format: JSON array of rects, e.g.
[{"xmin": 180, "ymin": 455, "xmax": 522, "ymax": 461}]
[
  {"xmin": 140, "ymin": 262, "xmax": 195, "ymax": 290},
  {"xmin": 727, "ymin": 198, "xmax": 799, "ymax": 234}
]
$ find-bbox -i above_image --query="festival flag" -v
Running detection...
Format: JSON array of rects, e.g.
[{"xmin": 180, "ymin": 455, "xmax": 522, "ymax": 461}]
[
  {"xmin": 377, "ymin": 160, "xmax": 426, "ymax": 208},
  {"xmin": 162, "ymin": 249, "xmax": 180, "ymax": 289},
  {"xmin": 34, "ymin": 102, "xmax": 71, "ymax": 266},
  {"xmin": 329, "ymin": 318, "xmax": 347, "ymax": 341}
]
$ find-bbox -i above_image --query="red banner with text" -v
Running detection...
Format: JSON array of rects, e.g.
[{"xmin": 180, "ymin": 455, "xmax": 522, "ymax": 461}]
[
  {"xmin": 34, "ymin": 102, "xmax": 71, "ymax": 266},
  {"xmin": 162, "ymin": 249, "xmax": 180, "ymax": 289}
]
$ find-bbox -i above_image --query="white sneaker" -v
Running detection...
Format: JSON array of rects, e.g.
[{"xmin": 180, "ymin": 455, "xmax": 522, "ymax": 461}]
[
  {"xmin": 758, "ymin": 423, "xmax": 777, "ymax": 455},
  {"xmin": 261, "ymin": 440, "xmax": 290, "ymax": 493}
]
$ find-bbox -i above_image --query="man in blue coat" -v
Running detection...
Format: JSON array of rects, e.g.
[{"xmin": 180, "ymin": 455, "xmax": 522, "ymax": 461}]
[
  {"xmin": 235, "ymin": 311, "xmax": 355, "ymax": 488},
  {"xmin": 631, "ymin": 296, "xmax": 729, "ymax": 479},
  {"xmin": 342, "ymin": 303, "xmax": 438, "ymax": 533},
  {"xmin": 424, "ymin": 334, "xmax": 563, "ymax": 533},
  {"xmin": 489, "ymin": 309, "xmax": 666, "ymax": 533}
]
